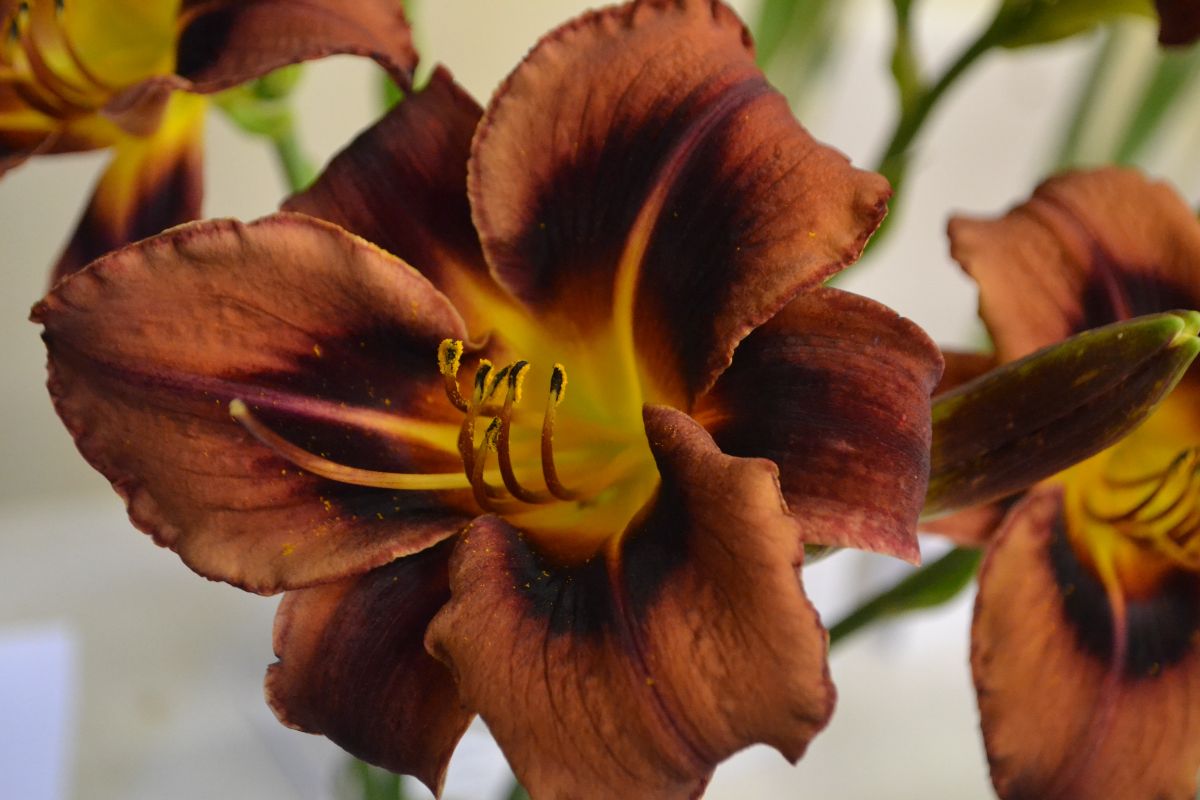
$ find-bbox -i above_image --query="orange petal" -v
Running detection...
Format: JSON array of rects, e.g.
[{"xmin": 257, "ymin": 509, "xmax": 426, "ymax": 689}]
[
  {"xmin": 973, "ymin": 487, "xmax": 1200, "ymax": 799},
  {"xmin": 697, "ymin": 287, "xmax": 942, "ymax": 562},
  {"xmin": 469, "ymin": 0, "xmax": 889, "ymax": 402},
  {"xmin": 427, "ymin": 406, "xmax": 832, "ymax": 798},
  {"xmin": 176, "ymin": 0, "xmax": 417, "ymax": 92},
  {"xmin": 949, "ymin": 167, "xmax": 1200, "ymax": 361},
  {"xmin": 50, "ymin": 91, "xmax": 205, "ymax": 282},
  {"xmin": 266, "ymin": 541, "xmax": 472, "ymax": 797},
  {"xmin": 33, "ymin": 213, "xmax": 474, "ymax": 594},
  {"xmin": 1157, "ymin": 0, "xmax": 1200, "ymax": 45},
  {"xmin": 284, "ymin": 66, "xmax": 506, "ymax": 333}
]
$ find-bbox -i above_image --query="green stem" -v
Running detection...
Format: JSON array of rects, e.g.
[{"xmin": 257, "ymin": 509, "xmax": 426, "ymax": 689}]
[
  {"xmin": 1054, "ymin": 26, "xmax": 1124, "ymax": 168},
  {"xmin": 827, "ymin": 547, "xmax": 983, "ymax": 648},
  {"xmin": 874, "ymin": 33, "xmax": 993, "ymax": 194},
  {"xmin": 504, "ymin": 780, "xmax": 531, "ymax": 800},
  {"xmin": 1114, "ymin": 42, "xmax": 1200, "ymax": 164},
  {"xmin": 270, "ymin": 120, "xmax": 316, "ymax": 193},
  {"xmin": 346, "ymin": 759, "xmax": 407, "ymax": 800}
]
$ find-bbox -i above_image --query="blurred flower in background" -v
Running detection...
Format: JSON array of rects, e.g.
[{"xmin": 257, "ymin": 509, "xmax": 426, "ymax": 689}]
[
  {"xmin": 0, "ymin": 0, "xmax": 417, "ymax": 280},
  {"xmin": 948, "ymin": 168, "xmax": 1200, "ymax": 799}
]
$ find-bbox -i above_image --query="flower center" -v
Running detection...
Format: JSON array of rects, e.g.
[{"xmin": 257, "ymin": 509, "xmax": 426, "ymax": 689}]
[
  {"xmin": 230, "ymin": 338, "xmax": 660, "ymax": 564},
  {"xmin": 1059, "ymin": 391, "xmax": 1200, "ymax": 594},
  {"xmin": 3, "ymin": 1, "xmax": 111, "ymax": 118}
]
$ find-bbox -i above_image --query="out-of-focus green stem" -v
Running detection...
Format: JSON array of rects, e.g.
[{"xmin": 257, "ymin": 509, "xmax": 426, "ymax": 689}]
[
  {"xmin": 889, "ymin": 0, "xmax": 922, "ymax": 114},
  {"xmin": 345, "ymin": 759, "xmax": 407, "ymax": 800},
  {"xmin": 214, "ymin": 66, "xmax": 316, "ymax": 193},
  {"xmin": 1114, "ymin": 41, "xmax": 1200, "ymax": 163},
  {"xmin": 270, "ymin": 120, "xmax": 316, "ymax": 192},
  {"xmin": 1055, "ymin": 26, "xmax": 1125, "ymax": 167},
  {"xmin": 827, "ymin": 547, "xmax": 983, "ymax": 648},
  {"xmin": 874, "ymin": 33, "xmax": 993, "ymax": 195},
  {"xmin": 504, "ymin": 780, "xmax": 531, "ymax": 800}
]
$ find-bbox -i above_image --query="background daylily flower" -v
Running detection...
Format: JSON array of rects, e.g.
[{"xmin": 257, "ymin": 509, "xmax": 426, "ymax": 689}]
[
  {"xmin": 946, "ymin": 167, "xmax": 1200, "ymax": 800},
  {"xmin": 0, "ymin": 0, "xmax": 417, "ymax": 282},
  {"xmin": 33, "ymin": 1, "xmax": 943, "ymax": 796},
  {"xmin": 1156, "ymin": 0, "xmax": 1200, "ymax": 44}
]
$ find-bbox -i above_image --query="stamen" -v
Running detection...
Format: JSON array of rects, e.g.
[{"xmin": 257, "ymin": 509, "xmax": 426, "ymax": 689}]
[
  {"xmin": 457, "ymin": 359, "xmax": 493, "ymax": 476},
  {"xmin": 1083, "ymin": 447, "xmax": 1200, "ymax": 567},
  {"xmin": 470, "ymin": 417, "xmax": 503, "ymax": 511},
  {"xmin": 229, "ymin": 399, "xmax": 470, "ymax": 491},
  {"xmin": 542, "ymin": 363, "xmax": 578, "ymax": 500},
  {"xmin": 496, "ymin": 361, "xmax": 551, "ymax": 503},
  {"xmin": 437, "ymin": 339, "xmax": 469, "ymax": 412}
]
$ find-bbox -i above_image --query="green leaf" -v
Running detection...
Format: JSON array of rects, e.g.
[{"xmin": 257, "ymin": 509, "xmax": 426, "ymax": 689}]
[
  {"xmin": 827, "ymin": 548, "xmax": 983, "ymax": 647},
  {"xmin": 987, "ymin": 0, "xmax": 1155, "ymax": 49},
  {"xmin": 925, "ymin": 310, "xmax": 1200, "ymax": 518}
]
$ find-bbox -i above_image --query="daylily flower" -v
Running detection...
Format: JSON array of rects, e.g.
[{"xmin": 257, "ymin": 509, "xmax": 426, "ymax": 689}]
[
  {"xmin": 946, "ymin": 167, "xmax": 1200, "ymax": 800},
  {"xmin": 1156, "ymin": 0, "xmax": 1200, "ymax": 45},
  {"xmin": 1, "ymin": 0, "xmax": 417, "ymax": 281},
  {"xmin": 34, "ymin": 1, "xmax": 943, "ymax": 796}
]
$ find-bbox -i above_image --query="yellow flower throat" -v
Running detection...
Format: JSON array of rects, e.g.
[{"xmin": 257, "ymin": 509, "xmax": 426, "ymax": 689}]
[
  {"xmin": 2, "ymin": 0, "xmax": 176, "ymax": 120},
  {"xmin": 1058, "ymin": 388, "xmax": 1200, "ymax": 596}
]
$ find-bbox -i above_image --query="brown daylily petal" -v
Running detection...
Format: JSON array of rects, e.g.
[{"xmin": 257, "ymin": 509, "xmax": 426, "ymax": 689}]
[
  {"xmin": 973, "ymin": 488, "xmax": 1200, "ymax": 800},
  {"xmin": 949, "ymin": 167, "xmax": 1200, "ymax": 361},
  {"xmin": 1157, "ymin": 0, "xmax": 1200, "ymax": 45},
  {"xmin": 266, "ymin": 540, "xmax": 472, "ymax": 797},
  {"xmin": 50, "ymin": 91, "xmax": 205, "ymax": 283},
  {"xmin": 283, "ymin": 66, "xmax": 506, "ymax": 332},
  {"xmin": 921, "ymin": 499, "xmax": 1011, "ymax": 548},
  {"xmin": 697, "ymin": 287, "xmax": 941, "ymax": 562},
  {"xmin": 33, "ymin": 213, "xmax": 475, "ymax": 594},
  {"xmin": 176, "ymin": 0, "xmax": 418, "ymax": 92},
  {"xmin": 427, "ymin": 406, "xmax": 832, "ymax": 799},
  {"xmin": 934, "ymin": 349, "xmax": 996, "ymax": 396},
  {"xmin": 470, "ymin": 0, "xmax": 889, "ymax": 403}
]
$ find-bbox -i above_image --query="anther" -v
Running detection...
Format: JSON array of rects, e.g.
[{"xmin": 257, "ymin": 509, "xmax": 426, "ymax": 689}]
[
  {"xmin": 542, "ymin": 363, "xmax": 577, "ymax": 500},
  {"xmin": 437, "ymin": 339, "xmax": 468, "ymax": 412}
]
